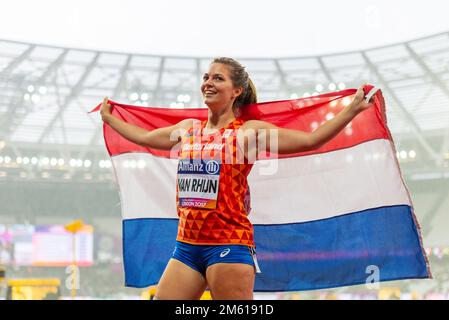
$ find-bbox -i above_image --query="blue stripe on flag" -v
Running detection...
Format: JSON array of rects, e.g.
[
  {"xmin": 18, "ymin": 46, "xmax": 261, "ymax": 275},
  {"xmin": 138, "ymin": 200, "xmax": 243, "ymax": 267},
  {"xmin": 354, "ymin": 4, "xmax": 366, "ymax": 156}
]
[
  {"xmin": 123, "ymin": 205, "xmax": 429, "ymax": 291},
  {"xmin": 122, "ymin": 217, "xmax": 178, "ymax": 288}
]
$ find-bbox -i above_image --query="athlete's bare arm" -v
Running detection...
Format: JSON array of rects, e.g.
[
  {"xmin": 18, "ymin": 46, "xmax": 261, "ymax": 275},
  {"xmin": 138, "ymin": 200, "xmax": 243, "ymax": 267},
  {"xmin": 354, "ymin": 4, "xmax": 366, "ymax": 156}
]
[
  {"xmin": 240, "ymin": 85, "xmax": 373, "ymax": 155},
  {"xmin": 100, "ymin": 97, "xmax": 194, "ymax": 150},
  {"xmin": 240, "ymin": 120, "xmax": 315, "ymax": 155}
]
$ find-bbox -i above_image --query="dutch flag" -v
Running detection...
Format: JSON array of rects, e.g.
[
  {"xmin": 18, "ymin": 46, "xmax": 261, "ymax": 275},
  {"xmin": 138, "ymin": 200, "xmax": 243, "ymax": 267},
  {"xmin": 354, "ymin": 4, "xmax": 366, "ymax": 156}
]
[{"xmin": 90, "ymin": 86, "xmax": 431, "ymax": 291}]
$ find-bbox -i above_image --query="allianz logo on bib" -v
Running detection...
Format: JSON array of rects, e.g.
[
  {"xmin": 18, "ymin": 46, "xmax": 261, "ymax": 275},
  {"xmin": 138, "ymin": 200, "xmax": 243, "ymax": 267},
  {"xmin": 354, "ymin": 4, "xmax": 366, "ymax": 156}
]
[
  {"xmin": 205, "ymin": 160, "xmax": 220, "ymax": 174},
  {"xmin": 220, "ymin": 248, "xmax": 231, "ymax": 258}
]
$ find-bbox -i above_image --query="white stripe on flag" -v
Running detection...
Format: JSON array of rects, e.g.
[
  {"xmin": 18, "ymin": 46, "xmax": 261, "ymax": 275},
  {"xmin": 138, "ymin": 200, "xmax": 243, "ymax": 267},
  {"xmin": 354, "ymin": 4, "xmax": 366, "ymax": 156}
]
[
  {"xmin": 112, "ymin": 156, "xmax": 179, "ymax": 219},
  {"xmin": 248, "ymin": 138, "xmax": 411, "ymax": 224},
  {"xmin": 112, "ymin": 138, "xmax": 410, "ymax": 223}
]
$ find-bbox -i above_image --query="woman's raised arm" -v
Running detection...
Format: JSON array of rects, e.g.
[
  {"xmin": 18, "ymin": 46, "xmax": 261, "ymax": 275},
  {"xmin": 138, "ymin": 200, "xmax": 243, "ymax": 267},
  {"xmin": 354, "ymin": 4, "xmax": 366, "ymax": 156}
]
[
  {"xmin": 100, "ymin": 97, "xmax": 194, "ymax": 150},
  {"xmin": 241, "ymin": 85, "xmax": 374, "ymax": 155}
]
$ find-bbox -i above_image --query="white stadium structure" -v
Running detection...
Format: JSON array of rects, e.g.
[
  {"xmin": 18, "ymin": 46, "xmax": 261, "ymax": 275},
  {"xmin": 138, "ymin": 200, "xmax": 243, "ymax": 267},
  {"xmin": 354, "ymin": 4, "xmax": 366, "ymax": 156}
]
[{"xmin": 0, "ymin": 31, "xmax": 449, "ymax": 299}]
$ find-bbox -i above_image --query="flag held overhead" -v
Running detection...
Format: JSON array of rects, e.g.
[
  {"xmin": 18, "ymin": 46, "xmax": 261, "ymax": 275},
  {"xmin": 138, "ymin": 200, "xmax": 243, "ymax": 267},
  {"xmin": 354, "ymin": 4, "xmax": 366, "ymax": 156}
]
[{"xmin": 90, "ymin": 86, "xmax": 431, "ymax": 291}]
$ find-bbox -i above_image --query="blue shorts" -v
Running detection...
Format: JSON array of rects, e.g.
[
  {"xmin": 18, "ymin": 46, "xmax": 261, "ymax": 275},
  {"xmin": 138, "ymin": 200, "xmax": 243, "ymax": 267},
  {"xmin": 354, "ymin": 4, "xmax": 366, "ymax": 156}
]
[{"xmin": 171, "ymin": 241, "xmax": 261, "ymax": 276}]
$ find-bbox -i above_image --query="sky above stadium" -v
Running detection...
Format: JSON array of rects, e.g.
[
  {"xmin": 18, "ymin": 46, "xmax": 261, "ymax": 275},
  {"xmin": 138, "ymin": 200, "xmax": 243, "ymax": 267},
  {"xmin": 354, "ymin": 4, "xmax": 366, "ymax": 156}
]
[{"xmin": 1, "ymin": 0, "xmax": 449, "ymax": 57}]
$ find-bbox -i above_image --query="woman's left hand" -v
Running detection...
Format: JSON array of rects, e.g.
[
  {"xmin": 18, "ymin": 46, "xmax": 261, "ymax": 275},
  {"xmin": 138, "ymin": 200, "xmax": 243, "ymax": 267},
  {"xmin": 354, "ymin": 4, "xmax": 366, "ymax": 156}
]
[{"xmin": 348, "ymin": 85, "xmax": 374, "ymax": 115}]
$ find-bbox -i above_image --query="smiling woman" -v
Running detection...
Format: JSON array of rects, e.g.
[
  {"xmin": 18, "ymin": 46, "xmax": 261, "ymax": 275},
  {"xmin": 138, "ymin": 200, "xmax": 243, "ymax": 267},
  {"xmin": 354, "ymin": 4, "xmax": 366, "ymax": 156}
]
[
  {"xmin": 99, "ymin": 56, "xmax": 376, "ymax": 299},
  {"xmin": 201, "ymin": 57, "xmax": 257, "ymax": 127}
]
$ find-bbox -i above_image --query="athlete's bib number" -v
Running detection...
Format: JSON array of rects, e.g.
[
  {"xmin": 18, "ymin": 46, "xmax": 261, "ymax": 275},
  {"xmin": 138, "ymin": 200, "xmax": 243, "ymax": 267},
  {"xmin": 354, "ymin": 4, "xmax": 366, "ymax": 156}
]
[{"xmin": 177, "ymin": 159, "xmax": 221, "ymax": 209}]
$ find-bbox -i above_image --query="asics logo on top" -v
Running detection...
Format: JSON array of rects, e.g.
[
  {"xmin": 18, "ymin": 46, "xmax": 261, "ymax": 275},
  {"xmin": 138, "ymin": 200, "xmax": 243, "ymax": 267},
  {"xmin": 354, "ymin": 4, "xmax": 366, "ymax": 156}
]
[{"xmin": 220, "ymin": 248, "xmax": 231, "ymax": 258}]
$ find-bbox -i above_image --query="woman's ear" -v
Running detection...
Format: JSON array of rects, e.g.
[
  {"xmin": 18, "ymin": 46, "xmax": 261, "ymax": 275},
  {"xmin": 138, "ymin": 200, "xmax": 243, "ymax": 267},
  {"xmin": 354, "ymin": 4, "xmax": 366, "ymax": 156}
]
[{"xmin": 233, "ymin": 87, "xmax": 244, "ymax": 99}]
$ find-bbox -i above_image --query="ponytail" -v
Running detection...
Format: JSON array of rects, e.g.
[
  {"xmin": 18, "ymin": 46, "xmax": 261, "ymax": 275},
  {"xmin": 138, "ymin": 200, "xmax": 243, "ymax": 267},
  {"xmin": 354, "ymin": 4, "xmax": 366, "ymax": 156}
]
[{"xmin": 234, "ymin": 77, "xmax": 257, "ymax": 110}]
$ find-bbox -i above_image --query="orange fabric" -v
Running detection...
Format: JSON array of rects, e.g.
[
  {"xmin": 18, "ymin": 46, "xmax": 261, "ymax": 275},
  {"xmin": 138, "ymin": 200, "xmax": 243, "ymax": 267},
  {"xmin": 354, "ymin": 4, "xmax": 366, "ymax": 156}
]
[{"xmin": 176, "ymin": 118, "xmax": 254, "ymax": 246}]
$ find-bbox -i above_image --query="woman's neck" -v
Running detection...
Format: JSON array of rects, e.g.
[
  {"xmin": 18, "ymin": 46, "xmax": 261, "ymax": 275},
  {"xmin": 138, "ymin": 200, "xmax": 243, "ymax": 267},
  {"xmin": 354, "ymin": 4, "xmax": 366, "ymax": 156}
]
[{"xmin": 206, "ymin": 106, "xmax": 236, "ymax": 130}]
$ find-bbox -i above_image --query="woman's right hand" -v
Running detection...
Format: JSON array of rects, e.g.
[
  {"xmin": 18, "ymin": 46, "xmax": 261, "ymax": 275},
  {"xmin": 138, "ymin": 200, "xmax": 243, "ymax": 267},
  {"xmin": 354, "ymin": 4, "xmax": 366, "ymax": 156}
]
[{"xmin": 100, "ymin": 97, "xmax": 112, "ymax": 122}]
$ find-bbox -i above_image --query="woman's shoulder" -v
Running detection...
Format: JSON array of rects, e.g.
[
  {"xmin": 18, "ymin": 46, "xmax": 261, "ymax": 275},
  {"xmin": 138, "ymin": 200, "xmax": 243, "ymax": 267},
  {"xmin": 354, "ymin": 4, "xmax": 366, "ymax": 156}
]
[
  {"xmin": 176, "ymin": 118, "xmax": 205, "ymax": 131},
  {"xmin": 239, "ymin": 119, "xmax": 277, "ymax": 130}
]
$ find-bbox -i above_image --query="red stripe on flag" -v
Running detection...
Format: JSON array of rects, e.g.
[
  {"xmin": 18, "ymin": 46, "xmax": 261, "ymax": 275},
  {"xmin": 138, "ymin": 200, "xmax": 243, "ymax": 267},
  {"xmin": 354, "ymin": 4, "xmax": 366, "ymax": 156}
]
[{"xmin": 89, "ymin": 86, "xmax": 389, "ymax": 158}]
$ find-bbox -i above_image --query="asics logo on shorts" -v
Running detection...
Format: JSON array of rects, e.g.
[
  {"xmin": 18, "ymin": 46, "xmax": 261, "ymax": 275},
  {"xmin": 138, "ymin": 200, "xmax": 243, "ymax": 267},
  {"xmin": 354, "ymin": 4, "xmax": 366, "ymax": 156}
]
[{"xmin": 220, "ymin": 248, "xmax": 231, "ymax": 258}]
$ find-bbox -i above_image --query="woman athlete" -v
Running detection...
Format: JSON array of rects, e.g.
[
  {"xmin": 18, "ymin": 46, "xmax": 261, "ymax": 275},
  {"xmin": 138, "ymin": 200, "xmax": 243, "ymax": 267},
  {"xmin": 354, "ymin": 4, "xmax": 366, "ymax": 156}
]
[{"xmin": 100, "ymin": 57, "xmax": 373, "ymax": 300}]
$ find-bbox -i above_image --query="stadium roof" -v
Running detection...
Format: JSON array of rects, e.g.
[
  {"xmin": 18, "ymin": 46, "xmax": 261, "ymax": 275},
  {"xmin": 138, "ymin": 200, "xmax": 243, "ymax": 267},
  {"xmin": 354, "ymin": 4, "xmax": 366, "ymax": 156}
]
[{"xmin": 1, "ymin": 32, "xmax": 448, "ymax": 153}]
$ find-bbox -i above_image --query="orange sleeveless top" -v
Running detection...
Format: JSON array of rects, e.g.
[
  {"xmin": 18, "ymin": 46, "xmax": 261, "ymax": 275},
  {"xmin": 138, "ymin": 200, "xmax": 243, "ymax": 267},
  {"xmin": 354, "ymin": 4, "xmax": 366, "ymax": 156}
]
[{"xmin": 176, "ymin": 118, "xmax": 254, "ymax": 246}]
